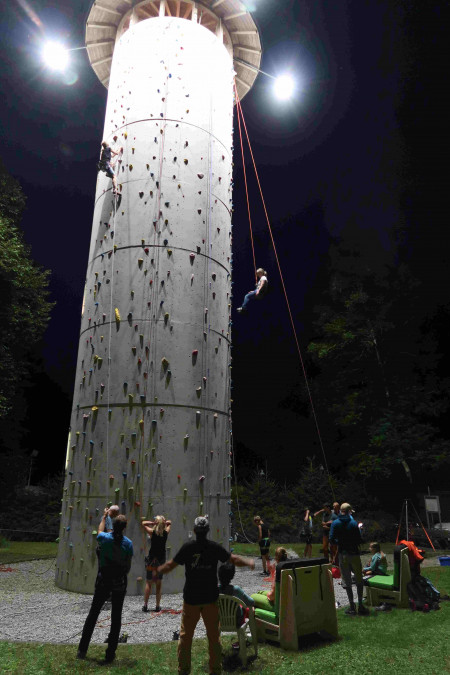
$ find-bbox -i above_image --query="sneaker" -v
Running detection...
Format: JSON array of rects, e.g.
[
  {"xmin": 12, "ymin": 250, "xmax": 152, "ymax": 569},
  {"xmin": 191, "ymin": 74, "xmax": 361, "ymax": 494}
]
[
  {"xmin": 237, "ymin": 307, "xmax": 243, "ymax": 313},
  {"xmin": 104, "ymin": 653, "xmax": 115, "ymax": 664},
  {"xmin": 142, "ymin": 605, "xmax": 149, "ymax": 613},
  {"xmin": 154, "ymin": 606, "xmax": 161, "ymax": 612},
  {"xmin": 358, "ymin": 605, "xmax": 370, "ymax": 616},
  {"xmin": 76, "ymin": 651, "xmax": 86, "ymax": 660},
  {"xmin": 345, "ymin": 607, "xmax": 357, "ymax": 616}
]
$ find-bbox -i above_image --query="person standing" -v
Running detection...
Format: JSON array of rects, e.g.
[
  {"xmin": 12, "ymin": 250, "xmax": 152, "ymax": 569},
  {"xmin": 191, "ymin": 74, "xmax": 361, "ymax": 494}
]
[
  {"xmin": 314, "ymin": 504, "xmax": 333, "ymax": 561},
  {"xmin": 302, "ymin": 507, "xmax": 313, "ymax": 558},
  {"xmin": 329, "ymin": 502, "xmax": 340, "ymax": 564},
  {"xmin": 141, "ymin": 515, "xmax": 172, "ymax": 613},
  {"xmin": 329, "ymin": 503, "xmax": 369, "ymax": 616},
  {"xmin": 104, "ymin": 504, "xmax": 119, "ymax": 533},
  {"xmin": 77, "ymin": 515, "xmax": 133, "ymax": 663},
  {"xmin": 253, "ymin": 515, "xmax": 271, "ymax": 575},
  {"xmin": 157, "ymin": 516, "xmax": 255, "ymax": 675}
]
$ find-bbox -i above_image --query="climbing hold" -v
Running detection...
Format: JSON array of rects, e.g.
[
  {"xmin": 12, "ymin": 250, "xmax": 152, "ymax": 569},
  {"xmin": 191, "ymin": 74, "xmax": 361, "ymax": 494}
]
[
  {"xmin": 212, "ymin": 273, "xmax": 216, "ymax": 281},
  {"xmin": 197, "ymin": 173, "xmax": 204, "ymax": 179},
  {"xmin": 184, "ymin": 159, "xmax": 188, "ymax": 165},
  {"xmin": 115, "ymin": 308, "xmax": 121, "ymax": 323},
  {"xmin": 161, "ymin": 357, "xmax": 169, "ymax": 368},
  {"xmin": 138, "ymin": 258, "xmax": 143, "ymax": 267},
  {"xmin": 167, "ymin": 249, "xmax": 172, "ymax": 256}
]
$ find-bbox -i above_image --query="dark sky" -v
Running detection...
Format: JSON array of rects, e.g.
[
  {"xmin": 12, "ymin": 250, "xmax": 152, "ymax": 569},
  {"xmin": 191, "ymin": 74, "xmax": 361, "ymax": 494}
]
[{"xmin": 0, "ymin": 0, "xmax": 447, "ymax": 480}]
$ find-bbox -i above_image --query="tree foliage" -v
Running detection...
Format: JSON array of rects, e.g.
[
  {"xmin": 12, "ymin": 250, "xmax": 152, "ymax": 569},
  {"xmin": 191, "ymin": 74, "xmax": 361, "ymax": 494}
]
[
  {"xmin": 0, "ymin": 160, "xmax": 53, "ymax": 420},
  {"xmin": 306, "ymin": 241, "xmax": 450, "ymax": 491}
]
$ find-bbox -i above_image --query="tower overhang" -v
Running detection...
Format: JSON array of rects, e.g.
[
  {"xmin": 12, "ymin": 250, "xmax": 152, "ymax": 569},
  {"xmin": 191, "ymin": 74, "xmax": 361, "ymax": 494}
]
[{"xmin": 86, "ymin": 0, "xmax": 261, "ymax": 100}]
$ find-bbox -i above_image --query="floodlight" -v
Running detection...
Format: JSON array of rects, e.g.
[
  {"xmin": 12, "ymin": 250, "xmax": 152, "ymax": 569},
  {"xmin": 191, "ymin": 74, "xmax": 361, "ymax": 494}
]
[
  {"xmin": 42, "ymin": 41, "xmax": 69, "ymax": 71},
  {"xmin": 273, "ymin": 74, "xmax": 295, "ymax": 101}
]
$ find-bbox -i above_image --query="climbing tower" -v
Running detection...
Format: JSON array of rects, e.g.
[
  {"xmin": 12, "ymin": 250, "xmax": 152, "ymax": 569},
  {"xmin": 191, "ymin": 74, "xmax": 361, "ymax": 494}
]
[{"xmin": 55, "ymin": 0, "xmax": 261, "ymax": 594}]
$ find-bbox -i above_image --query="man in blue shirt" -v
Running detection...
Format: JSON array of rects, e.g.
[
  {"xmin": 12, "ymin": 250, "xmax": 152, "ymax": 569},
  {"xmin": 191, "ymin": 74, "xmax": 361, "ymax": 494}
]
[
  {"xmin": 330, "ymin": 503, "xmax": 369, "ymax": 616},
  {"xmin": 77, "ymin": 514, "xmax": 133, "ymax": 663}
]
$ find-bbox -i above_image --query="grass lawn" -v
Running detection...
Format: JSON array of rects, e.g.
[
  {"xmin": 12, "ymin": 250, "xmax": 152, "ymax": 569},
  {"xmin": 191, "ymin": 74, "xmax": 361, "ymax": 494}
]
[
  {"xmin": 1, "ymin": 567, "xmax": 449, "ymax": 674},
  {"xmin": 0, "ymin": 541, "xmax": 58, "ymax": 564}
]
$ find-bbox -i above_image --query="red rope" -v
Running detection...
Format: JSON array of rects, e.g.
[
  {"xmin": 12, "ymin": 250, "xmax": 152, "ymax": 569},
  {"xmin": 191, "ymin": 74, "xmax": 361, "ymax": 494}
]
[
  {"xmin": 235, "ymin": 91, "xmax": 334, "ymax": 498},
  {"xmin": 234, "ymin": 83, "xmax": 257, "ymax": 282}
]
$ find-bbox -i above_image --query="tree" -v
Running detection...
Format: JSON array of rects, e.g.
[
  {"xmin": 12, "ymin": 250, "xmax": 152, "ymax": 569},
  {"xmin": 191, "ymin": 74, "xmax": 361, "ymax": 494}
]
[
  {"xmin": 0, "ymin": 160, "xmax": 53, "ymax": 422},
  {"xmin": 306, "ymin": 240, "xmax": 449, "ymax": 493}
]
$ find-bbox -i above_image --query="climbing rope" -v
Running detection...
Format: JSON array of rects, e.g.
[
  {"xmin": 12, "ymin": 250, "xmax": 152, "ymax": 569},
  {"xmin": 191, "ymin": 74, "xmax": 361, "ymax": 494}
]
[
  {"xmin": 234, "ymin": 84, "xmax": 257, "ymax": 283},
  {"xmin": 234, "ymin": 85, "xmax": 335, "ymax": 500}
]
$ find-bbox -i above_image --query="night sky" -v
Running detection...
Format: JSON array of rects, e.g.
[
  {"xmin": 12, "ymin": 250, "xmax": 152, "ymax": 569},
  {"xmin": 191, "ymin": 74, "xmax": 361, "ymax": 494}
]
[{"xmin": 0, "ymin": 0, "xmax": 447, "ymax": 482}]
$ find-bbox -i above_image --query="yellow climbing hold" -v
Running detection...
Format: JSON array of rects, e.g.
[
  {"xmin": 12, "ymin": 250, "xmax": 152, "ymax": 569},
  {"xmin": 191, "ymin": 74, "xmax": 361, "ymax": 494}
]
[{"xmin": 115, "ymin": 308, "xmax": 121, "ymax": 323}]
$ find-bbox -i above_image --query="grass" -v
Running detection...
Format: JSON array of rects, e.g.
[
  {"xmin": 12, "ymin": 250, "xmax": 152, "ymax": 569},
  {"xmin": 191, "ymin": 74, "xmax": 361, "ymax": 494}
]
[
  {"xmin": 1, "ymin": 567, "xmax": 449, "ymax": 674},
  {"xmin": 0, "ymin": 541, "xmax": 58, "ymax": 565}
]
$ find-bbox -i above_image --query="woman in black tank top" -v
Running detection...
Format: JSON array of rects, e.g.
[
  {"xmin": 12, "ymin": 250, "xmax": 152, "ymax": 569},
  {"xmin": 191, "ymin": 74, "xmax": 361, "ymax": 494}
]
[{"xmin": 141, "ymin": 515, "xmax": 171, "ymax": 612}]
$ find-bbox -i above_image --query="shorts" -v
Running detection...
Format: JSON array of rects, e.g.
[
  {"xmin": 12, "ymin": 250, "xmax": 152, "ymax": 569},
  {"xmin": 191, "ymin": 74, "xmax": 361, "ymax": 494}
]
[
  {"xmin": 303, "ymin": 532, "xmax": 312, "ymax": 545},
  {"xmin": 259, "ymin": 538, "xmax": 270, "ymax": 556},
  {"xmin": 338, "ymin": 552, "xmax": 363, "ymax": 589},
  {"xmin": 99, "ymin": 161, "xmax": 114, "ymax": 178},
  {"xmin": 146, "ymin": 556, "xmax": 164, "ymax": 581}
]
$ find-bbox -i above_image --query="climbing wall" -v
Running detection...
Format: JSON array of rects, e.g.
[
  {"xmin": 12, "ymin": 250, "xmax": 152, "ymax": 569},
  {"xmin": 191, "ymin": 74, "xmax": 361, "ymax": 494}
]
[{"xmin": 55, "ymin": 17, "xmax": 234, "ymax": 595}]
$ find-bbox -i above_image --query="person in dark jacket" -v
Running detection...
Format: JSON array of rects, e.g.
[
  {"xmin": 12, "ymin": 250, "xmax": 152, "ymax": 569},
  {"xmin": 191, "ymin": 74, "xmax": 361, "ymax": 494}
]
[
  {"xmin": 329, "ymin": 503, "xmax": 369, "ymax": 616},
  {"xmin": 77, "ymin": 514, "xmax": 133, "ymax": 663}
]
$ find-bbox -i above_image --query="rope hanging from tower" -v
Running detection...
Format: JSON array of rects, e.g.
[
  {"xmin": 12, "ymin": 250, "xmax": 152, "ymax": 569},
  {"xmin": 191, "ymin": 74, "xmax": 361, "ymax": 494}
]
[{"xmin": 233, "ymin": 82, "xmax": 334, "ymax": 499}]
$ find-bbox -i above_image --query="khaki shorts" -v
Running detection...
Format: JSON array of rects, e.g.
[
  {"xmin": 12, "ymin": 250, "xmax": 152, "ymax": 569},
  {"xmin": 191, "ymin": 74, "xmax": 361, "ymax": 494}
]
[{"xmin": 339, "ymin": 552, "xmax": 363, "ymax": 589}]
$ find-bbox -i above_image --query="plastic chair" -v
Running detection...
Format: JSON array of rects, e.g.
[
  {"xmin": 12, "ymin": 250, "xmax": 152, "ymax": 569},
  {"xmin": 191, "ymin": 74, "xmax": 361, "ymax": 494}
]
[{"xmin": 217, "ymin": 595, "xmax": 258, "ymax": 666}]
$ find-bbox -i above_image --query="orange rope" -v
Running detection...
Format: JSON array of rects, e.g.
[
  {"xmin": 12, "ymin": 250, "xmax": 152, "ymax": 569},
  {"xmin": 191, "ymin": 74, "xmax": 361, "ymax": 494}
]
[
  {"xmin": 235, "ymin": 90, "xmax": 334, "ymax": 498},
  {"xmin": 234, "ymin": 82, "xmax": 257, "ymax": 282}
]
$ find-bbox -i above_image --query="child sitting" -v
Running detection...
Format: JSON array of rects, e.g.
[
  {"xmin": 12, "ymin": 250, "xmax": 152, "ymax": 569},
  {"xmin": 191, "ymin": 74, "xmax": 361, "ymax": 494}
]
[
  {"xmin": 251, "ymin": 547, "xmax": 288, "ymax": 612},
  {"xmin": 363, "ymin": 542, "xmax": 388, "ymax": 580},
  {"xmin": 218, "ymin": 562, "xmax": 255, "ymax": 626}
]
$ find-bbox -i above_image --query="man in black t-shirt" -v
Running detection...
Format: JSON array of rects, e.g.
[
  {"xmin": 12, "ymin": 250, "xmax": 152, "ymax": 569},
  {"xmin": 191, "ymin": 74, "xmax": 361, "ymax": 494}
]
[{"xmin": 158, "ymin": 516, "xmax": 254, "ymax": 675}]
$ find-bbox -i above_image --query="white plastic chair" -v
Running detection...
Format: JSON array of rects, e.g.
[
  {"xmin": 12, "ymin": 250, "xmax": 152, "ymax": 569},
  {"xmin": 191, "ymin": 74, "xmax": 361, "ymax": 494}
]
[{"xmin": 217, "ymin": 594, "xmax": 258, "ymax": 666}]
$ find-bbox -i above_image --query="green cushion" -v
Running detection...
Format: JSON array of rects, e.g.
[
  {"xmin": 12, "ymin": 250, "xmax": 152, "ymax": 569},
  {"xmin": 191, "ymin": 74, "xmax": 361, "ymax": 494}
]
[
  {"xmin": 255, "ymin": 608, "xmax": 278, "ymax": 625},
  {"xmin": 367, "ymin": 574, "xmax": 395, "ymax": 590}
]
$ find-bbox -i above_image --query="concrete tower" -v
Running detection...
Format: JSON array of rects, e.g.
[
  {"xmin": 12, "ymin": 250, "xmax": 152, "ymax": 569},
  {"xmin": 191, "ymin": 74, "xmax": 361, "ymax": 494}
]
[{"xmin": 55, "ymin": 0, "xmax": 261, "ymax": 594}]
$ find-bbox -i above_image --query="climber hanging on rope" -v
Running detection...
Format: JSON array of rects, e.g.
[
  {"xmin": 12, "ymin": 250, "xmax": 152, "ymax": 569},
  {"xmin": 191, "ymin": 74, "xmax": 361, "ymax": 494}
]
[
  {"xmin": 98, "ymin": 141, "xmax": 123, "ymax": 195},
  {"xmin": 237, "ymin": 268, "xmax": 268, "ymax": 314}
]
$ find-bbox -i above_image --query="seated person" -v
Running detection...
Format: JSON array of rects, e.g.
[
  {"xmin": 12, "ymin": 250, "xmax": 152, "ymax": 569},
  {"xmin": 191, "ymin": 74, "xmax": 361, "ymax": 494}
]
[
  {"xmin": 218, "ymin": 562, "xmax": 254, "ymax": 626},
  {"xmin": 251, "ymin": 547, "xmax": 288, "ymax": 612},
  {"xmin": 237, "ymin": 268, "xmax": 268, "ymax": 313},
  {"xmin": 363, "ymin": 542, "xmax": 388, "ymax": 580}
]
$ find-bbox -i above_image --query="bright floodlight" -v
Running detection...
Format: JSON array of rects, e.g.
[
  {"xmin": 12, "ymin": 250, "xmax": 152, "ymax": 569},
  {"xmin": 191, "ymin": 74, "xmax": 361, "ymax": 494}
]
[
  {"xmin": 273, "ymin": 74, "xmax": 295, "ymax": 101},
  {"xmin": 43, "ymin": 41, "xmax": 69, "ymax": 71}
]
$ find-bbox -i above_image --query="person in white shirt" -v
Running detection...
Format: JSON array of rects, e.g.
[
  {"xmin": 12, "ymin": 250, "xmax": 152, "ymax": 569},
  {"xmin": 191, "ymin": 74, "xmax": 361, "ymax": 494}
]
[{"xmin": 237, "ymin": 268, "xmax": 268, "ymax": 313}]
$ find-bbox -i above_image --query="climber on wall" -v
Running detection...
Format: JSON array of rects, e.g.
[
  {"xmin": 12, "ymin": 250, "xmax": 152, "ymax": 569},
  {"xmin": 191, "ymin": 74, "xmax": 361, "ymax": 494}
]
[
  {"xmin": 98, "ymin": 141, "xmax": 123, "ymax": 194},
  {"xmin": 237, "ymin": 268, "xmax": 268, "ymax": 313}
]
